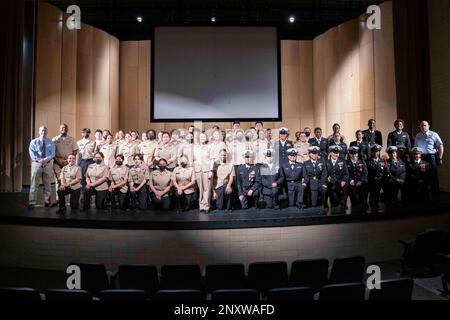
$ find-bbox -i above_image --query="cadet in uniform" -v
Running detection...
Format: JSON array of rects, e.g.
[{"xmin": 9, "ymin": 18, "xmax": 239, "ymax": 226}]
[
  {"xmin": 193, "ymin": 132, "xmax": 213, "ymax": 213},
  {"xmin": 324, "ymin": 145, "xmax": 349, "ymax": 208},
  {"xmin": 276, "ymin": 128, "xmax": 294, "ymax": 168},
  {"xmin": 209, "ymin": 130, "xmax": 228, "ymax": 163},
  {"xmin": 84, "ymin": 152, "xmax": 110, "ymax": 210},
  {"xmin": 119, "ymin": 133, "xmax": 139, "ymax": 168},
  {"xmin": 155, "ymin": 132, "xmax": 178, "ymax": 171},
  {"xmin": 259, "ymin": 148, "xmax": 285, "ymax": 209},
  {"xmin": 294, "ymin": 132, "xmax": 310, "ymax": 163},
  {"xmin": 387, "ymin": 119, "xmax": 412, "ymax": 153},
  {"xmin": 346, "ymin": 146, "xmax": 368, "ymax": 208},
  {"xmin": 385, "ymin": 146, "xmax": 407, "ymax": 205},
  {"xmin": 303, "ymin": 146, "xmax": 327, "ymax": 208},
  {"xmin": 252, "ymin": 129, "xmax": 271, "ymax": 165},
  {"xmin": 56, "ymin": 154, "xmax": 81, "ymax": 214},
  {"xmin": 53, "ymin": 124, "xmax": 78, "ymax": 202},
  {"xmin": 236, "ymin": 150, "xmax": 261, "ymax": 209},
  {"xmin": 282, "ymin": 148, "xmax": 306, "ymax": 209},
  {"xmin": 363, "ymin": 119, "xmax": 383, "ymax": 146},
  {"xmin": 108, "ymin": 154, "xmax": 129, "ymax": 210},
  {"xmin": 327, "ymin": 124, "xmax": 347, "ymax": 144},
  {"xmin": 328, "ymin": 132, "xmax": 347, "ymax": 160},
  {"xmin": 128, "ymin": 154, "xmax": 149, "ymax": 210},
  {"xmin": 407, "ymin": 147, "xmax": 430, "ymax": 203},
  {"xmin": 350, "ymin": 130, "xmax": 370, "ymax": 161},
  {"xmin": 172, "ymin": 156, "xmax": 196, "ymax": 213},
  {"xmin": 366, "ymin": 144, "xmax": 386, "ymax": 208},
  {"xmin": 100, "ymin": 133, "xmax": 117, "ymax": 168},
  {"xmin": 77, "ymin": 128, "xmax": 96, "ymax": 196},
  {"xmin": 93, "ymin": 129, "xmax": 106, "ymax": 153},
  {"xmin": 149, "ymin": 158, "xmax": 173, "ymax": 210},
  {"xmin": 139, "ymin": 130, "xmax": 158, "ymax": 168},
  {"xmin": 211, "ymin": 149, "xmax": 235, "ymax": 211},
  {"xmin": 308, "ymin": 128, "xmax": 329, "ymax": 159},
  {"xmin": 177, "ymin": 132, "xmax": 195, "ymax": 167}
]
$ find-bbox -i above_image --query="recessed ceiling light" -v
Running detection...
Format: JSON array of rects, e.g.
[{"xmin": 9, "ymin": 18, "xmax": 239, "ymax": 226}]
[
  {"xmin": 211, "ymin": 16, "xmax": 216, "ymax": 23},
  {"xmin": 289, "ymin": 16, "xmax": 295, "ymax": 23},
  {"xmin": 137, "ymin": 16, "xmax": 143, "ymax": 23}
]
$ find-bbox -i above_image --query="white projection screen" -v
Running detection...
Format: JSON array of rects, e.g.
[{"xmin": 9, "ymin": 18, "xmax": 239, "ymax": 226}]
[{"xmin": 152, "ymin": 26, "xmax": 280, "ymax": 121}]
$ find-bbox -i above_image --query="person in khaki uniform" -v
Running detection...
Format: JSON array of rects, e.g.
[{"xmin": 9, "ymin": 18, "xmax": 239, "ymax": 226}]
[
  {"xmin": 149, "ymin": 158, "xmax": 173, "ymax": 210},
  {"xmin": 100, "ymin": 133, "xmax": 118, "ymax": 168},
  {"xmin": 83, "ymin": 152, "xmax": 110, "ymax": 210},
  {"xmin": 294, "ymin": 132, "xmax": 310, "ymax": 163},
  {"xmin": 77, "ymin": 128, "xmax": 95, "ymax": 180},
  {"xmin": 252, "ymin": 129, "xmax": 271, "ymax": 165},
  {"xmin": 212, "ymin": 149, "xmax": 235, "ymax": 211},
  {"xmin": 209, "ymin": 130, "xmax": 228, "ymax": 163},
  {"xmin": 193, "ymin": 133, "xmax": 213, "ymax": 213},
  {"xmin": 172, "ymin": 156, "xmax": 196, "ymax": 213},
  {"xmin": 53, "ymin": 124, "xmax": 78, "ymax": 202},
  {"xmin": 155, "ymin": 132, "xmax": 178, "ymax": 170},
  {"xmin": 108, "ymin": 154, "xmax": 129, "ymax": 210},
  {"xmin": 93, "ymin": 129, "xmax": 106, "ymax": 153},
  {"xmin": 139, "ymin": 130, "xmax": 158, "ymax": 168},
  {"xmin": 128, "ymin": 154, "xmax": 150, "ymax": 210},
  {"xmin": 119, "ymin": 133, "xmax": 139, "ymax": 167},
  {"xmin": 177, "ymin": 132, "xmax": 195, "ymax": 167},
  {"xmin": 56, "ymin": 154, "xmax": 82, "ymax": 214}
]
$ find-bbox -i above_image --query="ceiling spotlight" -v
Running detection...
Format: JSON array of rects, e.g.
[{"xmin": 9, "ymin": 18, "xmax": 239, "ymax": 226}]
[
  {"xmin": 289, "ymin": 16, "xmax": 295, "ymax": 23},
  {"xmin": 211, "ymin": 16, "xmax": 216, "ymax": 23},
  {"xmin": 137, "ymin": 16, "xmax": 143, "ymax": 23}
]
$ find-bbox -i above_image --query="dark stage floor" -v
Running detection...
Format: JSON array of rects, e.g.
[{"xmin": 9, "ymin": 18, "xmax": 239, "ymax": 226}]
[{"xmin": 0, "ymin": 191, "xmax": 449, "ymax": 230}]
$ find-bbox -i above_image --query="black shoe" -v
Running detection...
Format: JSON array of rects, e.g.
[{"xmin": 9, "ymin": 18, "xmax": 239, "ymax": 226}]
[
  {"xmin": 27, "ymin": 204, "xmax": 35, "ymax": 210},
  {"xmin": 56, "ymin": 208, "xmax": 66, "ymax": 214},
  {"xmin": 44, "ymin": 202, "xmax": 51, "ymax": 208}
]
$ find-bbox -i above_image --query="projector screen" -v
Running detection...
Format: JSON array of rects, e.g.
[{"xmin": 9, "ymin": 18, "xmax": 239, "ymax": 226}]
[{"xmin": 152, "ymin": 27, "xmax": 280, "ymax": 121}]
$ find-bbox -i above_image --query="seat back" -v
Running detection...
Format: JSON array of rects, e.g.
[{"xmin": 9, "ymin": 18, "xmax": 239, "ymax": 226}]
[
  {"xmin": 267, "ymin": 287, "xmax": 315, "ymax": 301},
  {"xmin": 118, "ymin": 265, "xmax": 159, "ymax": 295},
  {"xmin": 154, "ymin": 289, "xmax": 205, "ymax": 301},
  {"xmin": 68, "ymin": 263, "xmax": 110, "ymax": 295},
  {"xmin": 319, "ymin": 283, "xmax": 366, "ymax": 301},
  {"xmin": 329, "ymin": 256, "xmax": 365, "ymax": 284},
  {"xmin": 160, "ymin": 265, "xmax": 202, "ymax": 290},
  {"xmin": 211, "ymin": 289, "xmax": 260, "ymax": 301},
  {"xmin": 0, "ymin": 287, "xmax": 41, "ymax": 300},
  {"xmin": 45, "ymin": 289, "xmax": 92, "ymax": 301},
  {"xmin": 247, "ymin": 262, "xmax": 289, "ymax": 294},
  {"xmin": 99, "ymin": 289, "xmax": 147, "ymax": 301},
  {"xmin": 290, "ymin": 259, "xmax": 329, "ymax": 290},
  {"xmin": 368, "ymin": 278, "xmax": 414, "ymax": 300},
  {"xmin": 205, "ymin": 264, "xmax": 246, "ymax": 292}
]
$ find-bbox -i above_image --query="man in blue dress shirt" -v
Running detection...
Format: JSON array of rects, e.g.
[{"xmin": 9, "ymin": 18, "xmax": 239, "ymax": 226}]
[
  {"xmin": 414, "ymin": 121, "xmax": 444, "ymax": 201},
  {"xmin": 28, "ymin": 126, "xmax": 56, "ymax": 209}
]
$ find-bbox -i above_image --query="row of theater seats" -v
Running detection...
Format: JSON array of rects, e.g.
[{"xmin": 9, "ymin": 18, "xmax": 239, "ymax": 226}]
[{"xmin": 0, "ymin": 256, "xmax": 415, "ymax": 300}]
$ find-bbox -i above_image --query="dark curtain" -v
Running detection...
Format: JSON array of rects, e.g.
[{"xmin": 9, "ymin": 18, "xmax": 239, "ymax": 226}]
[
  {"xmin": 0, "ymin": 0, "xmax": 25, "ymax": 192},
  {"xmin": 392, "ymin": 0, "xmax": 432, "ymax": 135}
]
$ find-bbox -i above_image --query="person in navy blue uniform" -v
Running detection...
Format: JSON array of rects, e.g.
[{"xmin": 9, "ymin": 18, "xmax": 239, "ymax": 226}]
[
  {"xmin": 363, "ymin": 119, "xmax": 383, "ymax": 146},
  {"xmin": 308, "ymin": 127, "xmax": 329, "ymax": 159},
  {"xmin": 346, "ymin": 146, "xmax": 368, "ymax": 208},
  {"xmin": 236, "ymin": 150, "xmax": 261, "ymax": 209},
  {"xmin": 324, "ymin": 145, "xmax": 349, "ymax": 208},
  {"xmin": 350, "ymin": 130, "xmax": 370, "ymax": 162},
  {"xmin": 385, "ymin": 146, "xmax": 407, "ymax": 205},
  {"xmin": 259, "ymin": 149, "xmax": 285, "ymax": 209},
  {"xmin": 328, "ymin": 132, "xmax": 347, "ymax": 160},
  {"xmin": 366, "ymin": 144, "xmax": 386, "ymax": 208},
  {"xmin": 407, "ymin": 147, "xmax": 430, "ymax": 204},
  {"xmin": 276, "ymin": 127, "xmax": 294, "ymax": 168},
  {"xmin": 283, "ymin": 148, "xmax": 306, "ymax": 209},
  {"xmin": 387, "ymin": 119, "xmax": 412, "ymax": 154},
  {"xmin": 303, "ymin": 146, "xmax": 327, "ymax": 208},
  {"xmin": 396, "ymin": 144, "xmax": 411, "ymax": 165}
]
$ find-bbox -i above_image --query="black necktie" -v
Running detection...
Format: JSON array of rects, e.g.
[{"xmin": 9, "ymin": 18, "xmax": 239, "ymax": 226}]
[{"xmin": 41, "ymin": 140, "xmax": 46, "ymax": 160}]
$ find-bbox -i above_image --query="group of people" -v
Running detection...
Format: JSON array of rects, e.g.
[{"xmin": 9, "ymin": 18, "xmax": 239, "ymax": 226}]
[{"xmin": 28, "ymin": 118, "xmax": 444, "ymax": 214}]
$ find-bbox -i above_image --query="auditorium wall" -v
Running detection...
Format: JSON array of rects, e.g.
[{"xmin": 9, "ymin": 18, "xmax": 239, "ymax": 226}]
[{"xmin": 428, "ymin": 0, "xmax": 450, "ymax": 192}]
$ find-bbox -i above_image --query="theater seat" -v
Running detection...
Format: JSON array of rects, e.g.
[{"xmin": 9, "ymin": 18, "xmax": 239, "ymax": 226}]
[
  {"xmin": 368, "ymin": 278, "xmax": 414, "ymax": 300},
  {"xmin": 328, "ymin": 256, "xmax": 365, "ymax": 284},
  {"xmin": 289, "ymin": 259, "xmax": 329, "ymax": 291},
  {"xmin": 204, "ymin": 264, "xmax": 246, "ymax": 292},
  {"xmin": 247, "ymin": 261, "xmax": 289, "ymax": 295},
  {"xmin": 211, "ymin": 289, "xmax": 260, "ymax": 301},
  {"xmin": 160, "ymin": 264, "xmax": 202, "ymax": 290},
  {"xmin": 117, "ymin": 265, "xmax": 159, "ymax": 296},
  {"xmin": 266, "ymin": 287, "xmax": 315, "ymax": 301},
  {"xmin": 45, "ymin": 289, "xmax": 92, "ymax": 301},
  {"xmin": 0, "ymin": 287, "xmax": 41, "ymax": 300},
  {"xmin": 68, "ymin": 262, "xmax": 110, "ymax": 295},
  {"xmin": 153, "ymin": 289, "xmax": 205, "ymax": 301},
  {"xmin": 319, "ymin": 283, "xmax": 366, "ymax": 301},
  {"xmin": 98, "ymin": 289, "xmax": 148, "ymax": 301}
]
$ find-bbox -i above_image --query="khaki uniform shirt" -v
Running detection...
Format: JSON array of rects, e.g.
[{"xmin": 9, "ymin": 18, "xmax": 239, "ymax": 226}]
[
  {"xmin": 139, "ymin": 140, "xmax": 158, "ymax": 165},
  {"xmin": 252, "ymin": 139, "xmax": 270, "ymax": 164},
  {"xmin": 59, "ymin": 164, "xmax": 82, "ymax": 190},
  {"xmin": 209, "ymin": 141, "xmax": 228, "ymax": 163},
  {"xmin": 53, "ymin": 135, "xmax": 78, "ymax": 159},
  {"xmin": 100, "ymin": 143, "xmax": 118, "ymax": 168},
  {"xmin": 294, "ymin": 141, "xmax": 310, "ymax": 163},
  {"xmin": 212, "ymin": 161, "xmax": 235, "ymax": 189},
  {"xmin": 119, "ymin": 142, "xmax": 139, "ymax": 166},
  {"xmin": 177, "ymin": 143, "xmax": 195, "ymax": 167},
  {"xmin": 149, "ymin": 169, "xmax": 173, "ymax": 197},
  {"xmin": 77, "ymin": 138, "xmax": 96, "ymax": 160},
  {"xmin": 128, "ymin": 165, "xmax": 150, "ymax": 185},
  {"xmin": 86, "ymin": 163, "xmax": 109, "ymax": 191},
  {"xmin": 155, "ymin": 142, "xmax": 178, "ymax": 169},
  {"xmin": 227, "ymin": 140, "xmax": 250, "ymax": 166},
  {"xmin": 193, "ymin": 144, "xmax": 213, "ymax": 173},
  {"xmin": 172, "ymin": 166, "xmax": 196, "ymax": 194},
  {"xmin": 109, "ymin": 165, "xmax": 129, "ymax": 193}
]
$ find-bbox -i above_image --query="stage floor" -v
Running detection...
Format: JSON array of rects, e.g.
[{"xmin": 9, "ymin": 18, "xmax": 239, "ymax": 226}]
[{"xmin": 0, "ymin": 192, "xmax": 449, "ymax": 230}]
